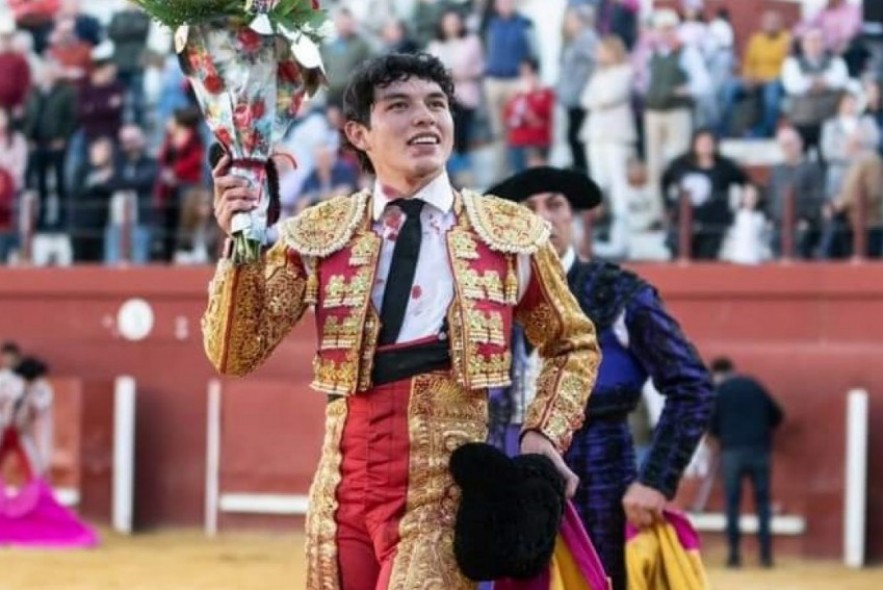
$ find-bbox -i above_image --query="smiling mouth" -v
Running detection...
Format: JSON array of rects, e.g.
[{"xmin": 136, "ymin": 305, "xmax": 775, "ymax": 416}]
[{"xmin": 407, "ymin": 134, "xmax": 441, "ymax": 146}]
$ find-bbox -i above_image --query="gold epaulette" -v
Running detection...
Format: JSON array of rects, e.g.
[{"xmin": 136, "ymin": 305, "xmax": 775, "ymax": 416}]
[
  {"xmin": 280, "ymin": 191, "xmax": 371, "ymax": 257},
  {"xmin": 461, "ymin": 189, "xmax": 550, "ymax": 255}
]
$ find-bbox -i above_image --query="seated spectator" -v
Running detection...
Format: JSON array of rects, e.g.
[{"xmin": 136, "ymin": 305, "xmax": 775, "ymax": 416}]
[
  {"xmin": 103, "ymin": 124, "xmax": 157, "ymax": 264},
  {"xmin": 767, "ymin": 126, "xmax": 825, "ymax": 258},
  {"xmin": 662, "ymin": 128, "xmax": 749, "ymax": 260},
  {"xmin": 820, "ymin": 92, "xmax": 883, "ymax": 258},
  {"xmin": 781, "ymin": 28, "xmax": 849, "ymax": 155},
  {"xmin": 861, "ymin": 76, "xmax": 883, "ymax": 157},
  {"xmin": 173, "ymin": 187, "xmax": 220, "ymax": 265},
  {"xmin": 502, "ymin": 58, "xmax": 554, "ymax": 174},
  {"xmin": 0, "ymin": 107, "xmax": 28, "ymax": 192},
  {"xmin": 155, "ymin": 107, "xmax": 204, "ymax": 262},
  {"xmin": 298, "ymin": 144, "xmax": 359, "ymax": 212},
  {"xmin": 719, "ymin": 10, "xmax": 790, "ymax": 138},
  {"xmin": 720, "ymin": 182, "xmax": 772, "ymax": 265},
  {"xmin": 795, "ymin": 0, "xmax": 866, "ymax": 77}
]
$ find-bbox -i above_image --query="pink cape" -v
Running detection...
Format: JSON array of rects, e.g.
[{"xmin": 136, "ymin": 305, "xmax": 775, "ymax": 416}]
[{"xmin": 0, "ymin": 477, "xmax": 98, "ymax": 549}]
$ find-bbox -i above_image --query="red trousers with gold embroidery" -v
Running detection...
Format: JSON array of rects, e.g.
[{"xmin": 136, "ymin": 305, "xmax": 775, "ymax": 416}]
[{"xmin": 304, "ymin": 371, "xmax": 486, "ymax": 590}]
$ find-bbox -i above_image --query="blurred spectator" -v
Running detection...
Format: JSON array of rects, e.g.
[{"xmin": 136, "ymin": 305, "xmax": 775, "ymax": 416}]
[
  {"xmin": 103, "ymin": 124, "xmax": 157, "ymax": 264},
  {"xmin": 720, "ymin": 11, "xmax": 790, "ymax": 139},
  {"xmin": 557, "ymin": 4, "xmax": 597, "ymax": 173},
  {"xmin": 0, "ymin": 14, "xmax": 31, "ymax": 118},
  {"xmin": 0, "ymin": 107, "xmax": 28, "ymax": 192},
  {"xmin": 643, "ymin": 9, "xmax": 710, "ymax": 203},
  {"xmin": 502, "ymin": 58, "xmax": 554, "ymax": 173},
  {"xmin": 782, "ymin": 28, "xmax": 849, "ymax": 155},
  {"xmin": 662, "ymin": 128, "xmax": 749, "ymax": 260},
  {"xmin": 173, "ymin": 187, "xmax": 220, "ymax": 265},
  {"xmin": 379, "ymin": 19, "xmax": 420, "ymax": 54},
  {"xmin": 413, "ymin": 0, "xmax": 454, "ymax": 48},
  {"xmin": 321, "ymin": 7, "xmax": 375, "ymax": 107},
  {"xmin": 8, "ymin": 0, "xmax": 59, "ymax": 55},
  {"xmin": 767, "ymin": 126, "xmax": 825, "ymax": 259},
  {"xmin": 677, "ymin": 2, "xmax": 721, "ymax": 127},
  {"xmin": 46, "ymin": 16, "xmax": 92, "ymax": 84},
  {"xmin": 710, "ymin": 357, "xmax": 783, "ymax": 569},
  {"xmin": 78, "ymin": 43, "xmax": 125, "ymax": 144},
  {"xmin": 107, "ymin": 6, "xmax": 150, "ymax": 125},
  {"xmin": 57, "ymin": 0, "xmax": 102, "ymax": 47},
  {"xmin": 483, "ymin": 0, "xmax": 536, "ymax": 179},
  {"xmin": 279, "ymin": 102, "xmax": 339, "ymax": 215},
  {"xmin": 861, "ymin": 76, "xmax": 883, "ymax": 157},
  {"xmin": 604, "ymin": 0, "xmax": 639, "ymax": 51},
  {"xmin": 820, "ymin": 91, "xmax": 883, "ymax": 258},
  {"xmin": 298, "ymin": 143, "xmax": 359, "ymax": 211},
  {"xmin": 155, "ymin": 107, "xmax": 204, "ymax": 262},
  {"xmin": 720, "ymin": 182, "xmax": 772, "ymax": 265},
  {"xmin": 149, "ymin": 42, "xmax": 195, "ymax": 151},
  {"xmin": 23, "ymin": 59, "xmax": 76, "ymax": 233},
  {"xmin": 795, "ymin": 0, "xmax": 866, "ymax": 77},
  {"xmin": 580, "ymin": 35, "xmax": 635, "ymax": 203},
  {"xmin": 0, "ymin": 341, "xmax": 22, "ymax": 371},
  {"xmin": 70, "ymin": 135, "xmax": 115, "ymax": 262},
  {"xmin": 427, "ymin": 8, "xmax": 484, "ymax": 178},
  {"xmin": 707, "ymin": 8, "xmax": 736, "ymax": 89},
  {"xmin": 0, "ymin": 168, "xmax": 15, "ymax": 263}
]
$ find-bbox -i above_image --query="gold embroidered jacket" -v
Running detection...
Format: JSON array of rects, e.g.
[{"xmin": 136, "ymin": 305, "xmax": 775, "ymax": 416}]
[{"xmin": 202, "ymin": 190, "xmax": 600, "ymax": 451}]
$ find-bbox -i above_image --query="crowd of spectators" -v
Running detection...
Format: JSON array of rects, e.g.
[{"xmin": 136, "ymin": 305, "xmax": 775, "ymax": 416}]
[{"xmin": 0, "ymin": 0, "xmax": 881, "ymax": 266}]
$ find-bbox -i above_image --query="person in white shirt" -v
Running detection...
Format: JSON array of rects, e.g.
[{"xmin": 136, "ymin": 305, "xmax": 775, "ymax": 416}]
[{"xmin": 206, "ymin": 52, "xmax": 600, "ymax": 589}]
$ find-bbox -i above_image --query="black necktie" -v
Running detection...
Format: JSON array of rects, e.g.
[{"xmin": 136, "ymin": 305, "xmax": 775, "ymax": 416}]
[{"xmin": 378, "ymin": 198, "xmax": 425, "ymax": 345}]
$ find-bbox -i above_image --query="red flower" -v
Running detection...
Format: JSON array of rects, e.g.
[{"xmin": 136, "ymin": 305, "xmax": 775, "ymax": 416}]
[
  {"xmin": 233, "ymin": 103, "xmax": 253, "ymax": 129},
  {"xmin": 312, "ymin": 0, "xmax": 320, "ymax": 9},
  {"xmin": 238, "ymin": 28, "xmax": 263, "ymax": 54},
  {"xmin": 278, "ymin": 61, "xmax": 302, "ymax": 85},
  {"xmin": 251, "ymin": 99, "xmax": 266, "ymax": 120},
  {"xmin": 215, "ymin": 128, "xmax": 233, "ymax": 148},
  {"xmin": 288, "ymin": 94, "xmax": 304, "ymax": 116},
  {"xmin": 203, "ymin": 74, "xmax": 224, "ymax": 94}
]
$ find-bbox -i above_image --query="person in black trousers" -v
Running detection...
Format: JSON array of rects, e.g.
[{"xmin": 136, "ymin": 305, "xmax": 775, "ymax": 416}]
[{"xmin": 709, "ymin": 356, "xmax": 784, "ymax": 569}]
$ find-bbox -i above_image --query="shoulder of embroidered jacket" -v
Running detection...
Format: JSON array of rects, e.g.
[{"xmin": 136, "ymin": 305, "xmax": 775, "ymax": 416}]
[
  {"xmin": 278, "ymin": 190, "xmax": 371, "ymax": 259},
  {"xmin": 460, "ymin": 189, "xmax": 550, "ymax": 255}
]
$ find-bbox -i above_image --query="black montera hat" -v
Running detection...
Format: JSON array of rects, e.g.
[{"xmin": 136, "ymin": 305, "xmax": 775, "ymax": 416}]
[
  {"xmin": 451, "ymin": 442, "xmax": 565, "ymax": 581},
  {"xmin": 486, "ymin": 166, "xmax": 602, "ymax": 211}
]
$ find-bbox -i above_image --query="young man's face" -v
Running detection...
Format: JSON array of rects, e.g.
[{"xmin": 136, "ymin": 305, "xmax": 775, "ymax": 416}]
[
  {"xmin": 347, "ymin": 77, "xmax": 454, "ymax": 185},
  {"xmin": 523, "ymin": 192, "xmax": 574, "ymax": 257}
]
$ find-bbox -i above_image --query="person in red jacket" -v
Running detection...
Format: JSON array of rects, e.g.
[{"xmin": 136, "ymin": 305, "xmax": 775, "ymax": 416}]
[
  {"xmin": 155, "ymin": 107, "xmax": 205, "ymax": 262},
  {"xmin": 502, "ymin": 58, "xmax": 555, "ymax": 175},
  {"xmin": 0, "ymin": 15, "xmax": 31, "ymax": 119}
]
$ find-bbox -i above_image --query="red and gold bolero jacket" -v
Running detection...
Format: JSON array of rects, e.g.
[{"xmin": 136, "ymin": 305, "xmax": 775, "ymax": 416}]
[{"xmin": 201, "ymin": 189, "xmax": 600, "ymax": 451}]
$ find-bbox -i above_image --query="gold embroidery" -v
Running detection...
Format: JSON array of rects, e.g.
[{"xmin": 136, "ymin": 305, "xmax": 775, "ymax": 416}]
[
  {"xmin": 516, "ymin": 243, "xmax": 600, "ymax": 452},
  {"xmin": 305, "ymin": 398, "xmax": 347, "ymax": 590},
  {"xmin": 348, "ymin": 233, "xmax": 376, "ymax": 266},
  {"xmin": 448, "ymin": 231, "xmax": 479, "ymax": 260},
  {"xmin": 281, "ymin": 191, "xmax": 370, "ymax": 257},
  {"xmin": 320, "ymin": 314, "xmax": 361, "ymax": 351},
  {"xmin": 467, "ymin": 352, "xmax": 511, "ymax": 385},
  {"xmin": 465, "ymin": 309, "xmax": 505, "ymax": 346},
  {"xmin": 322, "ymin": 267, "xmax": 373, "ymax": 308},
  {"xmin": 201, "ymin": 242, "xmax": 308, "ymax": 376},
  {"xmin": 358, "ymin": 307, "xmax": 381, "ymax": 392},
  {"xmin": 461, "ymin": 190, "xmax": 549, "ymax": 255},
  {"xmin": 458, "ymin": 268, "xmax": 506, "ymax": 302},
  {"xmin": 387, "ymin": 373, "xmax": 485, "ymax": 590},
  {"xmin": 311, "ymin": 351, "xmax": 359, "ymax": 394}
]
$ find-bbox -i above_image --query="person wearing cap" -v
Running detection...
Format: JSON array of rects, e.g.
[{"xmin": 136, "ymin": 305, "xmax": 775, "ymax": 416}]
[
  {"xmin": 642, "ymin": 8, "xmax": 711, "ymax": 203},
  {"xmin": 205, "ymin": 53, "xmax": 599, "ymax": 589},
  {"xmin": 488, "ymin": 166, "xmax": 714, "ymax": 590}
]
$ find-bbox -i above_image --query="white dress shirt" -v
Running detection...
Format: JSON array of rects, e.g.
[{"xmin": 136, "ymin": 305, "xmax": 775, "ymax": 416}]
[{"xmin": 370, "ymin": 171, "xmax": 532, "ymax": 344}]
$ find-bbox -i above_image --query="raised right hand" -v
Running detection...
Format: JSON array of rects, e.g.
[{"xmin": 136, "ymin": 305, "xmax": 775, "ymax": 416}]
[{"xmin": 212, "ymin": 153, "xmax": 258, "ymax": 235}]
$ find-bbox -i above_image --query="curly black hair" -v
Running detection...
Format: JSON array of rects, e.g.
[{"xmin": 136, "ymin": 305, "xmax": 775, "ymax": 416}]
[{"xmin": 341, "ymin": 52, "xmax": 456, "ymax": 176}]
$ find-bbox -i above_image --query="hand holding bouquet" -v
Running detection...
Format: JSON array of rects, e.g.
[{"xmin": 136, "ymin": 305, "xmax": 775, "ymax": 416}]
[{"xmin": 130, "ymin": 0, "xmax": 328, "ymax": 263}]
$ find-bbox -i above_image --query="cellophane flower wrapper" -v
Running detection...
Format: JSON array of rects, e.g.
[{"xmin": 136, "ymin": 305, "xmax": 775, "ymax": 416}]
[{"xmin": 170, "ymin": 3, "xmax": 326, "ymax": 263}]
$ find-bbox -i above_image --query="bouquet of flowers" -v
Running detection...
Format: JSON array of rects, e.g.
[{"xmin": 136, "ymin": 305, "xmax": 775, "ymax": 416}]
[{"xmin": 129, "ymin": 0, "xmax": 329, "ymax": 263}]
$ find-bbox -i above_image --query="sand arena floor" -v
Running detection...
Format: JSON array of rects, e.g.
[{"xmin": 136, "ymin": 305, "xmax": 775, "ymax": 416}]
[{"xmin": 0, "ymin": 529, "xmax": 881, "ymax": 590}]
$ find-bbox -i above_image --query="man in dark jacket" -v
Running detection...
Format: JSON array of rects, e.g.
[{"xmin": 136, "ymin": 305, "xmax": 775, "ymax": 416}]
[{"xmin": 709, "ymin": 356, "xmax": 784, "ymax": 569}]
